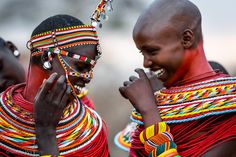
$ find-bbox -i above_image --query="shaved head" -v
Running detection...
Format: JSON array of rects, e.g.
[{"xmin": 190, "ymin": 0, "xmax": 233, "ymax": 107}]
[
  {"xmin": 134, "ymin": 0, "xmax": 203, "ymax": 47},
  {"xmin": 133, "ymin": 0, "xmax": 205, "ymax": 85}
]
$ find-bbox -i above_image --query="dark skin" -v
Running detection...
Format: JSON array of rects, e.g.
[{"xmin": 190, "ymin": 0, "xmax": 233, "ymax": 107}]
[
  {"xmin": 34, "ymin": 73, "xmax": 70, "ymax": 155},
  {"xmin": 0, "ymin": 39, "xmax": 25, "ymax": 92},
  {"xmin": 30, "ymin": 45, "xmax": 97, "ymax": 155},
  {"xmin": 119, "ymin": 0, "xmax": 236, "ymax": 156},
  {"xmin": 146, "ymin": 71, "xmax": 164, "ymax": 93}
]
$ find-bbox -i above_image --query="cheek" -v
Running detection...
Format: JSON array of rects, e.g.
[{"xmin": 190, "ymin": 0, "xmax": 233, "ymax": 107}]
[
  {"xmin": 166, "ymin": 43, "xmax": 184, "ymax": 70},
  {"xmin": 171, "ymin": 50, "xmax": 185, "ymax": 70},
  {"xmin": 155, "ymin": 45, "xmax": 184, "ymax": 71}
]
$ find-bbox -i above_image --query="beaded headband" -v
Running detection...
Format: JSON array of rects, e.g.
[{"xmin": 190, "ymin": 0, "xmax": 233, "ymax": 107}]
[{"xmin": 28, "ymin": 25, "xmax": 100, "ymax": 53}]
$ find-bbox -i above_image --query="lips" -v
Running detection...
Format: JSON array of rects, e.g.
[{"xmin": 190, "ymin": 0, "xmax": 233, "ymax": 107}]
[
  {"xmin": 74, "ymin": 85, "xmax": 83, "ymax": 91},
  {"xmin": 73, "ymin": 85, "xmax": 87, "ymax": 94},
  {"xmin": 150, "ymin": 68, "xmax": 165, "ymax": 77}
]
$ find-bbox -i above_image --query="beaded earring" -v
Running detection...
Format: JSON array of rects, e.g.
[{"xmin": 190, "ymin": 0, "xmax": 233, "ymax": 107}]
[{"xmin": 41, "ymin": 50, "xmax": 53, "ymax": 70}]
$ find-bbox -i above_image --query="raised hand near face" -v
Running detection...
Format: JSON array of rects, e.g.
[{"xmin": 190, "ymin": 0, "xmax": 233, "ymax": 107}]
[
  {"xmin": 34, "ymin": 73, "xmax": 70, "ymax": 129},
  {"xmin": 34, "ymin": 73, "xmax": 71, "ymax": 156},
  {"xmin": 119, "ymin": 69, "xmax": 162, "ymax": 127},
  {"xmin": 146, "ymin": 71, "xmax": 164, "ymax": 93}
]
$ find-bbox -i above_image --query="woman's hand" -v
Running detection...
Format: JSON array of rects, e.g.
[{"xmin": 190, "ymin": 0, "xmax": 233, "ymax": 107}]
[
  {"xmin": 34, "ymin": 73, "xmax": 70, "ymax": 155},
  {"xmin": 119, "ymin": 69, "xmax": 162, "ymax": 127}
]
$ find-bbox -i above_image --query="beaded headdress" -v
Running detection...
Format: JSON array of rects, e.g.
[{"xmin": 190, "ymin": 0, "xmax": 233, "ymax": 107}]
[{"xmin": 27, "ymin": 0, "xmax": 113, "ymax": 95}]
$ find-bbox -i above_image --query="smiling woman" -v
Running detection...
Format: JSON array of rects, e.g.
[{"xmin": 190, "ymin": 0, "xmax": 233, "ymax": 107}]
[
  {"xmin": 0, "ymin": 37, "xmax": 25, "ymax": 92},
  {"xmin": 117, "ymin": 0, "xmax": 236, "ymax": 157}
]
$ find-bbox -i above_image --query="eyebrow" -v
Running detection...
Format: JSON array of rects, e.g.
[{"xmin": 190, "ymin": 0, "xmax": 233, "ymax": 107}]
[{"xmin": 141, "ymin": 45, "xmax": 160, "ymax": 51}]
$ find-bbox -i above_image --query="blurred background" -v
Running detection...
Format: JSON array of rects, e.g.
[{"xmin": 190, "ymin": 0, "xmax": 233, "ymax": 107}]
[{"xmin": 0, "ymin": 0, "xmax": 235, "ymax": 156}]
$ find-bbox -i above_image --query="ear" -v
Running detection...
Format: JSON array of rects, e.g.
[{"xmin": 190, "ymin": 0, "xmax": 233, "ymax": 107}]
[
  {"xmin": 5, "ymin": 41, "xmax": 20, "ymax": 58},
  {"xmin": 181, "ymin": 29, "xmax": 195, "ymax": 49},
  {"xmin": 5, "ymin": 41, "xmax": 17, "ymax": 52}
]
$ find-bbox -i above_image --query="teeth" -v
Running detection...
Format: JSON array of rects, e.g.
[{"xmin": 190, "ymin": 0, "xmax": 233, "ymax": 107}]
[
  {"xmin": 152, "ymin": 69, "xmax": 165, "ymax": 77},
  {"xmin": 74, "ymin": 85, "xmax": 83, "ymax": 92}
]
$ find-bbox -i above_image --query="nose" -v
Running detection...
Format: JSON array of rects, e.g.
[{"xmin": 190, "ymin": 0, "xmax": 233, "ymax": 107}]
[{"xmin": 143, "ymin": 55, "xmax": 152, "ymax": 68}]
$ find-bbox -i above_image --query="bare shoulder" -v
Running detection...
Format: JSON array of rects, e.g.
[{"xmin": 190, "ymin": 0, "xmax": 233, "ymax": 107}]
[{"xmin": 202, "ymin": 139, "xmax": 236, "ymax": 157}]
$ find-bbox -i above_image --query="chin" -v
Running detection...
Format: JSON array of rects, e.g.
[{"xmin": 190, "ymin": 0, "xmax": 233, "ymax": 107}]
[{"xmin": 158, "ymin": 77, "xmax": 167, "ymax": 82}]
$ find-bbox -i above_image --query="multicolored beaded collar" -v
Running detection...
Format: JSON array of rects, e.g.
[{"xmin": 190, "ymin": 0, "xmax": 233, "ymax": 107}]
[
  {"xmin": 131, "ymin": 77, "xmax": 236, "ymax": 124},
  {"xmin": 0, "ymin": 84, "xmax": 103, "ymax": 156},
  {"xmin": 115, "ymin": 77, "xmax": 236, "ymax": 152}
]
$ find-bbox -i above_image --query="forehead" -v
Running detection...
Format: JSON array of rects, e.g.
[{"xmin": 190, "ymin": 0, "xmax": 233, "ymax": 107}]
[
  {"xmin": 134, "ymin": 24, "xmax": 176, "ymax": 48},
  {"xmin": 65, "ymin": 44, "xmax": 98, "ymax": 60}
]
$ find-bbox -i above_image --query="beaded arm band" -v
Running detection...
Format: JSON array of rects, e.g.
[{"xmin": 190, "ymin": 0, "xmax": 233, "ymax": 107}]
[{"xmin": 140, "ymin": 122, "xmax": 181, "ymax": 157}]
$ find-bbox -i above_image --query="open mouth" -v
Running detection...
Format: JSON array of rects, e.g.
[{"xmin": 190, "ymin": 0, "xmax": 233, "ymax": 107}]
[
  {"xmin": 73, "ymin": 84, "xmax": 87, "ymax": 94},
  {"xmin": 151, "ymin": 68, "xmax": 165, "ymax": 78},
  {"xmin": 74, "ymin": 85, "xmax": 83, "ymax": 91}
]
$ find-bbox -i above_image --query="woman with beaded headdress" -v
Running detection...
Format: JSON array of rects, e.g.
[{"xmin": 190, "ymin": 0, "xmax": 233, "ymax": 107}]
[{"xmin": 0, "ymin": 0, "xmax": 112, "ymax": 156}]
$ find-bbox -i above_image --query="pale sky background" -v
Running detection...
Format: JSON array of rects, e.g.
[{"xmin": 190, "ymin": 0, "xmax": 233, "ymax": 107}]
[{"xmin": 0, "ymin": 0, "xmax": 235, "ymax": 156}]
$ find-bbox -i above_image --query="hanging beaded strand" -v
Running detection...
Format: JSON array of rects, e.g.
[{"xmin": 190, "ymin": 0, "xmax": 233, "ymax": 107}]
[
  {"xmin": 29, "ymin": 26, "xmax": 100, "ymax": 96},
  {"xmin": 91, "ymin": 0, "xmax": 113, "ymax": 28}
]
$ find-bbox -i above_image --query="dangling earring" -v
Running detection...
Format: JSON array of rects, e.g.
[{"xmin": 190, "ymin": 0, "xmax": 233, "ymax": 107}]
[{"xmin": 41, "ymin": 50, "xmax": 53, "ymax": 70}]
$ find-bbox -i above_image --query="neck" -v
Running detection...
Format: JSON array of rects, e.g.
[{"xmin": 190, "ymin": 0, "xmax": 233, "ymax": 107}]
[
  {"xmin": 23, "ymin": 64, "xmax": 49, "ymax": 102},
  {"xmin": 165, "ymin": 42, "xmax": 214, "ymax": 87}
]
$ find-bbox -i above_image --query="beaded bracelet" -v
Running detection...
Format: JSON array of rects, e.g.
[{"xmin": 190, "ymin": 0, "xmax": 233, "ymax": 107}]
[
  {"xmin": 157, "ymin": 148, "xmax": 179, "ymax": 157},
  {"xmin": 146, "ymin": 141, "xmax": 177, "ymax": 156},
  {"xmin": 140, "ymin": 122, "xmax": 170, "ymax": 144},
  {"xmin": 156, "ymin": 141, "xmax": 177, "ymax": 155},
  {"xmin": 144, "ymin": 132, "xmax": 174, "ymax": 152}
]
